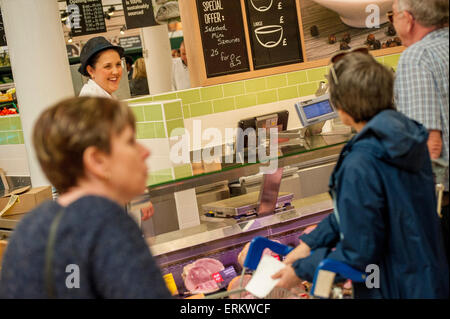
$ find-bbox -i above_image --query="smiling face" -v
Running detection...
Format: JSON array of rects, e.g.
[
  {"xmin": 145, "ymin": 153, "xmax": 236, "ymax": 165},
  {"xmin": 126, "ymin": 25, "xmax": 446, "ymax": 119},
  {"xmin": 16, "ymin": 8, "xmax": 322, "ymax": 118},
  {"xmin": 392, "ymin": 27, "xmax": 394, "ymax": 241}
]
[
  {"xmin": 104, "ymin": 125, "xmax": 150, "ymax": 203},
  {"xmin": 87, "ymin": 49, "xmax": 123, "ymax": 95}
]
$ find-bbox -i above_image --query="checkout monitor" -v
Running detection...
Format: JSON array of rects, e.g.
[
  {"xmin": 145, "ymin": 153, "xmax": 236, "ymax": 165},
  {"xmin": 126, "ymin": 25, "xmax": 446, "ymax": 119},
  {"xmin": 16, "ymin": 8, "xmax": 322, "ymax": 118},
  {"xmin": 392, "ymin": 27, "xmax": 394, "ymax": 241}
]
[{"xmin": 295, "ymin": 94, "xmax": 338, "ymax": 127}]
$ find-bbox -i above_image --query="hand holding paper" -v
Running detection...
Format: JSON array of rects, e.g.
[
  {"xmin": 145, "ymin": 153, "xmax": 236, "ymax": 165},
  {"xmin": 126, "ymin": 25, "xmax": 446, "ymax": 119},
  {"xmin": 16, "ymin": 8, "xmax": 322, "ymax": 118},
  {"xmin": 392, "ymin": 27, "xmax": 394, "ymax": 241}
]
[
  {"xmin": 244, "ymin": 255, "xmax": 286, "ymax": 298},
  {"xmin": 272, "ymin": 264, "xmax": 303, "ymax": 290}
]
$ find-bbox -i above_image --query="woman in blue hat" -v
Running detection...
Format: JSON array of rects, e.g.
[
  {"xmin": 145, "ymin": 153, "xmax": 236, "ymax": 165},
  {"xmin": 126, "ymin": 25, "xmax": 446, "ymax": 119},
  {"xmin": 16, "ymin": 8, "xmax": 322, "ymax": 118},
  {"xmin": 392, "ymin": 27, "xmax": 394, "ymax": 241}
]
[{"xmin": 78, "ymin": 36, "xmax": 125, "ymax": 98}]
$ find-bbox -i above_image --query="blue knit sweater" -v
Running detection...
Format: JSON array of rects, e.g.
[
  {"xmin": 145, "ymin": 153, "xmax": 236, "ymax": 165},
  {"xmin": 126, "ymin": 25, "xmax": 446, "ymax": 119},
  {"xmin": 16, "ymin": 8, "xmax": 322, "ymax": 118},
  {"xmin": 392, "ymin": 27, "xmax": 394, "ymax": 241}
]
[{"xmin": 0, "ymin": 196, "xmax": 171, "ymax": 299}]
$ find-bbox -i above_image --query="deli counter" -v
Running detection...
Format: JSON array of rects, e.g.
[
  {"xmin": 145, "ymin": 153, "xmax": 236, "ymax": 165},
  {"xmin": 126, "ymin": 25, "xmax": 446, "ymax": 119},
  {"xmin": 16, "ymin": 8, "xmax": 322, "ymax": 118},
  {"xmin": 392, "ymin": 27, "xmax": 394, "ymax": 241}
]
[
  {"xmin": 0, "ymin": 126, "xmax": 353, "ymax": 297},
  {"xmin": 133, "ymin": 130, "xmax": 353, "ymax": 296}
]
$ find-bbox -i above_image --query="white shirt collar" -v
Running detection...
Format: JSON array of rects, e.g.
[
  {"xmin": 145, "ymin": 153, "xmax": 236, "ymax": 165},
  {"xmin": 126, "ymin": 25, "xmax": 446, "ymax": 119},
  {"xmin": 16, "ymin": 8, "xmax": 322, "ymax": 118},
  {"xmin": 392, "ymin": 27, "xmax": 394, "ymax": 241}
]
[{"xmin": 79, "ymin": 79, "xmax": 115, "ymax": 99}]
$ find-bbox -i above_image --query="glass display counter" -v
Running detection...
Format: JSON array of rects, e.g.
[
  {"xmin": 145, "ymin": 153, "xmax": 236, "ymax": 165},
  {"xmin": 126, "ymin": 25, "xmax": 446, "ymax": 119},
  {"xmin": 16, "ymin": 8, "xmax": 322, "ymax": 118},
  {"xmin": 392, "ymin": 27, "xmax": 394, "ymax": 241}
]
[{"xmin": 140, "ymin": 132, "xmax": 354, "ymax": 292}]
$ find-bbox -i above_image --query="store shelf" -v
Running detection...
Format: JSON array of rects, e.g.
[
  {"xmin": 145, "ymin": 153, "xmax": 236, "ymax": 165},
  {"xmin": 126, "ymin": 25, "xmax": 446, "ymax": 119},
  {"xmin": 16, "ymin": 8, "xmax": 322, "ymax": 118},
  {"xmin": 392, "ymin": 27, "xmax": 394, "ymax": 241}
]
[{"xmin": 0, "ymin": 83, "xmax": 14, "ymax": 91}]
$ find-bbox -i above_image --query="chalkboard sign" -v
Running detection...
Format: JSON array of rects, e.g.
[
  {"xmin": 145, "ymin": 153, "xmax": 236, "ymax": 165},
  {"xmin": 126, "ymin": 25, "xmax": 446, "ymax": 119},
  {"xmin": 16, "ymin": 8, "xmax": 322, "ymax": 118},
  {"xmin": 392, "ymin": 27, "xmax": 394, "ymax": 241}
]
[
  {"xmin": 66, "ymin": 0, "xmax": 107, "ymax": 36},
  {"xmin": 119, "ymin": 36, "xmax": 142, "ymax": 49},
  {"xmin": 0, "ymin": 11, "xmax": 7, "ymax": 47},
  {"xmin": 196, "ymin": 0, "xmax": 250, "ymax": 78},
  {"xmin": 122, "ymin": 0, "xmax": 157, "ymax": 30},
  {"xmin": 245, "ymin": 0, "xmax": 303, "ymax": 70}
]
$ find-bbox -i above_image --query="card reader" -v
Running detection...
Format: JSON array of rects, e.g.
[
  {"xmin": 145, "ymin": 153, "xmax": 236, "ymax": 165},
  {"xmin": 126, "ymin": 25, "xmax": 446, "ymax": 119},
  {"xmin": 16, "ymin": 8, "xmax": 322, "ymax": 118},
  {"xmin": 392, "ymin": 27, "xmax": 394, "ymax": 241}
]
[{"xmin": 295, "ymin": 94, "xmax": 338, "ymax": 127}]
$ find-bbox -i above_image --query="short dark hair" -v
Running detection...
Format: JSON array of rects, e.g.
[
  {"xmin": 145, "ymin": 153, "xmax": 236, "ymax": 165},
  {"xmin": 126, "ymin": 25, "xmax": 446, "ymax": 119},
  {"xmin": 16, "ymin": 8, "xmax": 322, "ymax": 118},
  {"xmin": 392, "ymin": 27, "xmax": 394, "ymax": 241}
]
[
  {"xmin": 87, "ymin": 48, "xmax": 124, "ymax": 74},
  {"xmin": 328, "ymin": 52, "xmax": 396, "ymax": 123},
  {"xmin": 33, "ymin": 97, "xmax": 136, "ymax": 194},
  {"xmin": 124, "ymin": 55, "xmax": 133, "ymax": 66}
]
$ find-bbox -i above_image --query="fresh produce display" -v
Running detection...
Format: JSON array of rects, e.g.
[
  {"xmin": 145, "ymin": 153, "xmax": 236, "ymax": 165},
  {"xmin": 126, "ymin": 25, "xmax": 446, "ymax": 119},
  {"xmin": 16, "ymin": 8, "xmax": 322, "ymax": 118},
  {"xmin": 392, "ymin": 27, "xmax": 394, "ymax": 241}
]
[
  {"xmin": 0, "ymin": 87, "xmax": 18, "ymax": 116},
  {"xmin": 0, "ymin": 108, "xmax": 17, "ymax": 116},
  {"xmin": 0, "ymin": 52, "xmax": 10, "ymax": 67}
]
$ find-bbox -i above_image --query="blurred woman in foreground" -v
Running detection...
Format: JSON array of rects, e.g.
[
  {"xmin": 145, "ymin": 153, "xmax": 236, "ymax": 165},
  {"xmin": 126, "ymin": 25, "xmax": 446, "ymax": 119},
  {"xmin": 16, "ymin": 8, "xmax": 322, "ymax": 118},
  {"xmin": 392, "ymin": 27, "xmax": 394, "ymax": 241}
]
[{"xmin": 0, "ymin": 97, "xmax": 171, "ymax": 298}]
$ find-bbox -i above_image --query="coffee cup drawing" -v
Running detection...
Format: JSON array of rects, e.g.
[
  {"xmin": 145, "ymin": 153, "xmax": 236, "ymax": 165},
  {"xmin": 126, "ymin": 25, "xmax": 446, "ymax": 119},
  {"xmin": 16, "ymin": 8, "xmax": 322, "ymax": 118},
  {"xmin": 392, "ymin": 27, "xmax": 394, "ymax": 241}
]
[
  {"xmin": 254, "ymin": 25, "xmax": 284, "ymax": 48},
  {"xmin": 250, "ymin": 0, "xmax": 273, "ymax": 12}
]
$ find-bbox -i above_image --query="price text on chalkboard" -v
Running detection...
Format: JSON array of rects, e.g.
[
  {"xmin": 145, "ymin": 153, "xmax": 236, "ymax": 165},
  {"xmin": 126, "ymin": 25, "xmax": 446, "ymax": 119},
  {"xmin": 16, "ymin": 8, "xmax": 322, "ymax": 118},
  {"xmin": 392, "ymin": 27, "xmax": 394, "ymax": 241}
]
[
  {"xmin": 66, "ymin": 0, "xmax": 107, "ymax": 36},
  {"xmin": 122, "ymin": 0, "xmax": 157, "ymax": 30},
  {"xmin": 119, "ymin": 36, "xmax": 142, "ymax": 49},
  {"xmin": 197, "ymin": 0, "xmax": 250, "ymax": 78},
  {"xmin": 245, "ymin": 0, "xmax": 303, "ymax": 70}
]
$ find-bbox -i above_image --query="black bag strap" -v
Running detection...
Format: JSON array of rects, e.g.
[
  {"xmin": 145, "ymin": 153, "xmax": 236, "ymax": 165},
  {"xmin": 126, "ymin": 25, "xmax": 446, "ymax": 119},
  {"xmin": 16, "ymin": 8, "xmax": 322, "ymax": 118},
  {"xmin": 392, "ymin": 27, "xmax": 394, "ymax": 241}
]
[{"xmin": 44, "ymin": 207, "xmax": 65, "ymax": 299}]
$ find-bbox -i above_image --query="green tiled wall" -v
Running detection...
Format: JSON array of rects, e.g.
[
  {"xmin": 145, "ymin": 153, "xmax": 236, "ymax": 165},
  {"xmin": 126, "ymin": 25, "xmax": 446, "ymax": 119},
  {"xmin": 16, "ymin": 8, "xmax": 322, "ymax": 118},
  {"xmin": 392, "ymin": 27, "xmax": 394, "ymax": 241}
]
[
  {"xmin": 129, "ymin": 100, "xmax": 186, "ymax": 140},
  {"xmin": 128, "ymin": 54, "xmax": 401, "ymax": 128},
  {"xmin": 0, "ymin": 115, "xmax": 24, "ymax": 145},
  {"xmin": 1, "ymin": 54, "xmax": 402, "ymax": 145},
  {"xmin": 147, "ymin": 164, "xmax": 194, "ymax": 186},
  {"xmin": 147, "ymin": 168, "xmax": 173, "ymax": 186}
]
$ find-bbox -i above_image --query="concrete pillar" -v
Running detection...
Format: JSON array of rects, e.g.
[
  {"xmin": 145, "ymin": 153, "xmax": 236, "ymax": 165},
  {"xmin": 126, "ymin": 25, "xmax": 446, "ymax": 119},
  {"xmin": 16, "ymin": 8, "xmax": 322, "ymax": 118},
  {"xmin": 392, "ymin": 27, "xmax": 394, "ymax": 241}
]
[
  {"xmin": 0, "ymin": 0, "xmax": 75, "ymax": 187},
  {"xmin": 140, "ymin": 24, "xmax": 173, "ymax": 95}
]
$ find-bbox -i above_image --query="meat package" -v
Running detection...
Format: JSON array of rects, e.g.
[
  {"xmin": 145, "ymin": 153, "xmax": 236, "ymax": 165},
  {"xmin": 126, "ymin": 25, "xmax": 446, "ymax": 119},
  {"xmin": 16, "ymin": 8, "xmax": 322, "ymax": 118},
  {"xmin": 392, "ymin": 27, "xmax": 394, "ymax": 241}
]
[
  {"xmin": 237, "ymin": 239, "xmax": 281, "ymax": 267},
  {"xmin": 227, "ymin": 274, "xmax": 256, "ymax": 299},
  {"xmin": 182, "ymin": 258, "xmax": 225, "ymax": 294}
]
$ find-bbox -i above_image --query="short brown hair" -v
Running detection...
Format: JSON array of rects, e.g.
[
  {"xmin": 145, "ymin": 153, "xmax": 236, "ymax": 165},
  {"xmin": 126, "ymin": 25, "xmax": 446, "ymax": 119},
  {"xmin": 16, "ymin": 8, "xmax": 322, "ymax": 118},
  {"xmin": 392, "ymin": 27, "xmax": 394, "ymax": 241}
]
[
  {"xmin": 328, "ymin": 52, "xmax": 395, "ymax": 123},
  {"xmin": 33, "ymin": 97, "xmax": 136, "ymax": 194}
]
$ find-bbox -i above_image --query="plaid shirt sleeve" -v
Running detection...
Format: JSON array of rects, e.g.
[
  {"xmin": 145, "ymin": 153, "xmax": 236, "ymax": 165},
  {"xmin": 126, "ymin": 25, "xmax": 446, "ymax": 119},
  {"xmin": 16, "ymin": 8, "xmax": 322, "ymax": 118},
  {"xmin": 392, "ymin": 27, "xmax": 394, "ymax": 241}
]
[{"xmin": 395, "ymin": 53, "xmax": 442, "ymax": 131}]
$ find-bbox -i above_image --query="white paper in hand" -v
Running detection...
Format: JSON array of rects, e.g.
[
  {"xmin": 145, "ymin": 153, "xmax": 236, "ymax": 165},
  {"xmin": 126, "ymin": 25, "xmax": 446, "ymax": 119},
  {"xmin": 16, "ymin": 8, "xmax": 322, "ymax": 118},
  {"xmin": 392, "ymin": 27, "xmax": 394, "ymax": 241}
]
[{"xmin": 245, "ymin": 255, "xmax": 286, "ymax": 298}]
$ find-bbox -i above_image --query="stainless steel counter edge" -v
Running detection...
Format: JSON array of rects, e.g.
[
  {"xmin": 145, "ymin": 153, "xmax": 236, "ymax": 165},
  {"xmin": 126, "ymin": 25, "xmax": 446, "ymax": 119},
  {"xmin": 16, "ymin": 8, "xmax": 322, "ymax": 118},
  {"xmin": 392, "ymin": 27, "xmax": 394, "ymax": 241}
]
[{"xmin": 148, "ymin": 193, "xmax": 333, "ymax": 257}]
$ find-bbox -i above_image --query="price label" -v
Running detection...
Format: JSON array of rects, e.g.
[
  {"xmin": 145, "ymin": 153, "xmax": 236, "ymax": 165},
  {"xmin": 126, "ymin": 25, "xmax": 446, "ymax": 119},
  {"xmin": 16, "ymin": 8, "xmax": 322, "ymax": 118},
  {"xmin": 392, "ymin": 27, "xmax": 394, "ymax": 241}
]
[{"xmin": 212, "ymin": 272, "xmax": 224, "ymax": 283}]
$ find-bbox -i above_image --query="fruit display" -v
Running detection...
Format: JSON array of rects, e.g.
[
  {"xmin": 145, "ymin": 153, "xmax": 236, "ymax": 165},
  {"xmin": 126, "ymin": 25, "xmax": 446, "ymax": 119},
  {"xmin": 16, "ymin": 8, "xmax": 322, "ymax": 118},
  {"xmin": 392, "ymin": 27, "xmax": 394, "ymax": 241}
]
[
  {"xmin": 0, "ymin": 87, "xmax": 19, "ymax": 116},
  {"xmin": 0, "ymin": 52, "xmax": 10, "ymax": 67}
]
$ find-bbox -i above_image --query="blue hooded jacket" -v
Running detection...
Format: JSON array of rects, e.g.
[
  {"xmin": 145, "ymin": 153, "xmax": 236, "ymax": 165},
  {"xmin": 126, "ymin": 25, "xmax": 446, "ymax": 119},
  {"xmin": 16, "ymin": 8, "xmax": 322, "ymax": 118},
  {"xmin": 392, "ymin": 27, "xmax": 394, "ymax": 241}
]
[{"xmin": 292, "ymin": 110, "xmax": 449, "ymax": 298}]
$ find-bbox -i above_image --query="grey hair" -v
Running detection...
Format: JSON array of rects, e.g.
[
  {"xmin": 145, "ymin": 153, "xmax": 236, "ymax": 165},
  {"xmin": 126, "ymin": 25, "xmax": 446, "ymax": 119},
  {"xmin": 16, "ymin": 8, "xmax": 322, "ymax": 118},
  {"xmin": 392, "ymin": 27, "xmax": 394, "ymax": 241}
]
[
  {"xmin": 328, "ymin": 52, "xmax": 395, "ymax": 123},
  {"xmin": 397, "ymin": 0, "xmax": 449, "ymax": 27}
]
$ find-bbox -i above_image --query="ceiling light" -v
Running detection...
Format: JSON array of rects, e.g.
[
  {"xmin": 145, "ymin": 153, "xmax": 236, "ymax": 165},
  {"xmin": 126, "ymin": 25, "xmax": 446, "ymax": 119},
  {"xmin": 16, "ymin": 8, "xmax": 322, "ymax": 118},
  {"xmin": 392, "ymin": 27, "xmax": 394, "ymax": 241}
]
[
  {"xmin": 107, "ymin": 6, "xmax": 115, "ymax": 16},
  {"xmin": 61, "ymin": 12, "xmax": 69, "ymax": 22}
]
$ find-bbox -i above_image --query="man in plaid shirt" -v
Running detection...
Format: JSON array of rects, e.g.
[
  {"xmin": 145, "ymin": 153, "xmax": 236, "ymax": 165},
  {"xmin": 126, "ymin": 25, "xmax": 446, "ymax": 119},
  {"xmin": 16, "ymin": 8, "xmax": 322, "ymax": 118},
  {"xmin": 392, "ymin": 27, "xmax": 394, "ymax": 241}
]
[{"xmin": 393, "ymin": 0, "xmax": 449, "ymax": 264}]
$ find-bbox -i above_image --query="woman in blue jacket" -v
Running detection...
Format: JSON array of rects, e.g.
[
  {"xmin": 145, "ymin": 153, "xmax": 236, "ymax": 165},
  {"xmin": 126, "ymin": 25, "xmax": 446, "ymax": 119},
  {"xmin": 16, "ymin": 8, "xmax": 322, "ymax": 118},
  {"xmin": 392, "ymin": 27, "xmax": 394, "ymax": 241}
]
[{"xmin": 273, "ymin": 50, "xmax": 449, "ymax": 298}]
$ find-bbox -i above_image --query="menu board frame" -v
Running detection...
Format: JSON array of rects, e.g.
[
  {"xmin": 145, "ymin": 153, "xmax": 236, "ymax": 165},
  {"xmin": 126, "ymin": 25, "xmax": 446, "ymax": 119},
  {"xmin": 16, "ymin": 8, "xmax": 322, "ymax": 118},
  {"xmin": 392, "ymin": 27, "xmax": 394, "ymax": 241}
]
[
  {"xmin": 244, "ymin": 0, "xmax": 304, "ymax": 70},
  {"xmin": 180, "ymin": 0, "xmax": 404, "ymax": 88},
  {"xmin": 65, "ymin": 0, "xmax": 107, "ymax": 37},
  {"xmin": 196, "ymin": 0, "xmax": 251, "ymax": 78},
  {"xmin": 180, "ymin": 0, "xmax": 307, "ymax": 87},
  {"xmin": 122, "ymin": 0, "xmax": 157, "ymax": 30}
]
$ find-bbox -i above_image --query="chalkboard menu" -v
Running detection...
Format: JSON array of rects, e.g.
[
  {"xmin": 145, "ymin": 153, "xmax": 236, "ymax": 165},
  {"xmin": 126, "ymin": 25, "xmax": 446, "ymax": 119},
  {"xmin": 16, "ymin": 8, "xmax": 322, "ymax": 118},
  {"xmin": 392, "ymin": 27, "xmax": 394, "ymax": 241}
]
[
  {"xmin": 119, "ymin": 36, "xmax": 142, "ymax": 49},
  {"xmin": 66, "ymin": 0, "xmax": 107, "ymax": 36},
  {"xmin": 122, "ymin": 0, "xmax": 157, "ymax": 30},
  {"xmin": 196, "ymin": 0, "xmax": 250, "ymax": 78},
  {"xmin": 245, "ymin": 0, "xmax": 303, "ymax": 69},
  {"xmin": 0, "ymin": 11, "xmax": 7, "ymax": 47}
]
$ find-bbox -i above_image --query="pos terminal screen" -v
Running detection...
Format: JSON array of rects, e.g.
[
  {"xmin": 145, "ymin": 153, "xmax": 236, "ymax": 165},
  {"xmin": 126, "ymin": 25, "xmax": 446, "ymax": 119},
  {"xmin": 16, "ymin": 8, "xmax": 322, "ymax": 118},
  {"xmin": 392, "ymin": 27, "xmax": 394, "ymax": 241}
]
[{"xmin": 303, "ymin": 100, "xmax": 334, "ymax": 119}]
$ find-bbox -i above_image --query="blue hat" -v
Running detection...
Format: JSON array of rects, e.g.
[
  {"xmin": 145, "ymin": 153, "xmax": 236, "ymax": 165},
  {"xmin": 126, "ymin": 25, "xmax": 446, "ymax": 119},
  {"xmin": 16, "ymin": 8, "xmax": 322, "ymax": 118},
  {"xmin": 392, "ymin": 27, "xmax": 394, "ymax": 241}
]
[{"xmin": 78, "ymin": 36, "xmax": 125, "ymax": 77}]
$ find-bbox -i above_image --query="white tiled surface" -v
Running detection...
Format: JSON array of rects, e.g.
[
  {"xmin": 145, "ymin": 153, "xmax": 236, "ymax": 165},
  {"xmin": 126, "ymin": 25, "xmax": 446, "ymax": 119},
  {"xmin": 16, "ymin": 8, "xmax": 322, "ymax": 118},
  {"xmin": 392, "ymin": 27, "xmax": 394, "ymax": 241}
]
[{"xmin": 0, "ymin": 144, "xmax": 30, "ymax": 176}]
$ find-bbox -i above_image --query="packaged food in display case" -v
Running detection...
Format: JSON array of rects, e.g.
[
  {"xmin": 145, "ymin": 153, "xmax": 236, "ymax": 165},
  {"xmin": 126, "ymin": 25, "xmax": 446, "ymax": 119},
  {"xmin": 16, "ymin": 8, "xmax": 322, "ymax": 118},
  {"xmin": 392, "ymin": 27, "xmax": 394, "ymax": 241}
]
[{"xmin": 182, "ymin": 258, "xmax": 225, "ymax": 294}]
